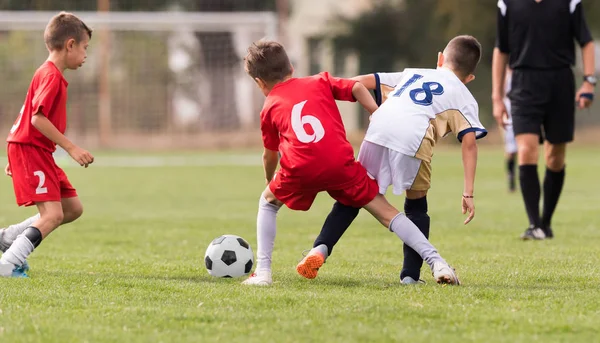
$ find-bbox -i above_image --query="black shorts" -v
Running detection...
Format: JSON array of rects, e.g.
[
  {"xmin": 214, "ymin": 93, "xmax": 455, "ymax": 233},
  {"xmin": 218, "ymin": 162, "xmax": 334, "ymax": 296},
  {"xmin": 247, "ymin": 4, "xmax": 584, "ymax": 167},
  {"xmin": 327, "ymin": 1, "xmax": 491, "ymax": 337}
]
[{"xmin": 509, "ymin": 68, "xmax": 575, "ymax": 144}]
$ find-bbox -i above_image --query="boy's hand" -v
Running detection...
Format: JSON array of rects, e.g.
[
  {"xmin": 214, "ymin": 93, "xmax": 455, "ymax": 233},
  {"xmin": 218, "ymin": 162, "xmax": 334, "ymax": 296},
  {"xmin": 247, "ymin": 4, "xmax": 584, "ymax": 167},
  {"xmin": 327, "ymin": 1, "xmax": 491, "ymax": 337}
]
[
  {"xmin": 462, "ymin": 195, "xmax": 475, "ymax": 224},
  {"xmin": 68, "ymin": 146, "xmax": 94, "ymax": 168},
  {"xmin": 4, "ymin": 163, "xmax": 11, "ymax": 177}
]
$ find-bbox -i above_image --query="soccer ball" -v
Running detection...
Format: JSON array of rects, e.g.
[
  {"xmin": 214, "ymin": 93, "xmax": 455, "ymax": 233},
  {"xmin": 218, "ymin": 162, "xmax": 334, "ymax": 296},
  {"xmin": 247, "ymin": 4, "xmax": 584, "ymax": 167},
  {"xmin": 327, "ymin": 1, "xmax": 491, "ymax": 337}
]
[{"xmin": 204, "ymin": 235, "xmax": 254, "ymax": 278}]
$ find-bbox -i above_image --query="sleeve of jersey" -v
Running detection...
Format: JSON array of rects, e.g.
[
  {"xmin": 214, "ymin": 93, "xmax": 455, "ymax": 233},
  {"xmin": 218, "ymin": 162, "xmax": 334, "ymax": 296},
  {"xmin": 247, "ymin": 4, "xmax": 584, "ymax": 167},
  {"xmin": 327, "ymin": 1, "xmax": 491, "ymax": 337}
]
[
  {"xmin": 322, "ymin": 72, "xmax": 357, "ymax": 102},
  {"xmin": 31, "ymin": 75, "xmax": 60, "ymax": 117},
  {"xmin": 570, "ymin": 0, "xmax": 593, "ymax": 47},
  {"xmin": 447, "ymin": 105, "xmax": 488, "ymax": 142},
  {"xmin": 260, "ymin": 109, "xmax": 280, "ymax": 151},
  {"xmin": 374, "ymin": 72, "xmax": 404, "ymax": 106},
  {"xmin": 495, "ymin": 0, "xmax": 510, "ymax": 53}
]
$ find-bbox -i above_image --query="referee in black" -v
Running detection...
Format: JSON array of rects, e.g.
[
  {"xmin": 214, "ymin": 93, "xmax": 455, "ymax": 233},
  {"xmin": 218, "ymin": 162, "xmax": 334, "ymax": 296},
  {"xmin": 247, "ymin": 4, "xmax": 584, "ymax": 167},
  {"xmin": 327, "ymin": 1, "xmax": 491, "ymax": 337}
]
[{"xmin": 492, "ymin": 0, "xmax": 595, "ymax": 240}]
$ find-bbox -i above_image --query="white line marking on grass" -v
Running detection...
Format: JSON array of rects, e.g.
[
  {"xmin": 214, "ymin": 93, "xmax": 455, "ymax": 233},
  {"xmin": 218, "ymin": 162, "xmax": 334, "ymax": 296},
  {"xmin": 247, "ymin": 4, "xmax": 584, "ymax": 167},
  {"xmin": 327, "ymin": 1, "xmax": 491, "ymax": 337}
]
[{"xmin": 0, "ymin": 155, "xmax": 262, "ymax": 168}]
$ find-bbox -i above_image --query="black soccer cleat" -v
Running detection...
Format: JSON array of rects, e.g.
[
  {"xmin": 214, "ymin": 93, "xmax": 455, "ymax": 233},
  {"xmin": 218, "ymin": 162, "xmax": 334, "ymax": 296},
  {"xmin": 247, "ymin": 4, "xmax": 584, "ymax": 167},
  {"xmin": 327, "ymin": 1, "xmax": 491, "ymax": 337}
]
[
  {"xmin": 520, "ymin": 226, "xmax": 546, "ymax": 240},
  {"xmin": 542, "ymin": 227, "xmax": 554, "ymax": 239}
]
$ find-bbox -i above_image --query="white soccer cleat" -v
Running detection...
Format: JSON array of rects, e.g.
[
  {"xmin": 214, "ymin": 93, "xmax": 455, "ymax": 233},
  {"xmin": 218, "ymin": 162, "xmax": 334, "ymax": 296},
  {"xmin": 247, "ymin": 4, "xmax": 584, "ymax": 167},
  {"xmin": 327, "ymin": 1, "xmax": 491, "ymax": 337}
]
[
  {"xmin": 401, "ymin": 276, "xmax": 426, "ymax": 285},
  {"xmin": 431, "ymin": 261, "xmax": 460, "ymax": 285},
  {"xmin": 242, "ymin": 269, "xmax": 272, "ymax": 286}
]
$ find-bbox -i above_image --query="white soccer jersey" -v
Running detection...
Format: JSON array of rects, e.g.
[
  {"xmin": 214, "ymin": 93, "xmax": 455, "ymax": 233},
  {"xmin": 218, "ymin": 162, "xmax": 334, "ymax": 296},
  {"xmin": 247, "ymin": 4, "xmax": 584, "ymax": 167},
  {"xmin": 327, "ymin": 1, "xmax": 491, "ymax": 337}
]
[{"xmin": 366, "ymin": 68, "xmax": 487, "ymax": 163}]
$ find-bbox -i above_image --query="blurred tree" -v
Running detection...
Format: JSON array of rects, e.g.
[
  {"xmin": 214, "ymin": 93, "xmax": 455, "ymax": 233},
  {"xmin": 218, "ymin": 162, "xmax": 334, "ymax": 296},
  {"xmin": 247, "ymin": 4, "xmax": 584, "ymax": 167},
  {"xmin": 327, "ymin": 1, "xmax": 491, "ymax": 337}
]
[{"xmin": 333, "ymin": 0, "xmax": 600, "ymax": 129}]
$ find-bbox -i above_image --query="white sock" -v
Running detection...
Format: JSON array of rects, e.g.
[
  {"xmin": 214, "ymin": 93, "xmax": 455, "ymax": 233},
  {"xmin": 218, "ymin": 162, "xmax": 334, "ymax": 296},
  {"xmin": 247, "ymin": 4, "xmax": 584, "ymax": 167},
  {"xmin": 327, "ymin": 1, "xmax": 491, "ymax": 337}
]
[
  {"xmin": 312, "ymin": 244, "xmax": 329, "ymax": 259},
  {"xmin": 256, "ymin": 196, "xmax": 280, "ymax": 271},
  {"xmin": 0, "ymin": 214, "xmax": 40, "ymax": 252},
  {"xmin": 0, "ymin": 234, "xmax": 35, "ymax": 267},
  {"xmin": 389, "ymin": 213, "xmax": 445, "ymax": 267}
]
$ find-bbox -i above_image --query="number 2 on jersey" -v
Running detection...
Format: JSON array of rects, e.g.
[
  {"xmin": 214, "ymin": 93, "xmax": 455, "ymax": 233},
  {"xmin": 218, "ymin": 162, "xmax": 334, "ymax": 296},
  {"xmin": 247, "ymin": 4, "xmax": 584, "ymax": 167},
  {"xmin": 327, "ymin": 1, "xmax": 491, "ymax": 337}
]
[
  {"xmin": 392, "ymin": 74, "xmax": 444, "ymax": 106},
  {"xmin": 291, "ymin": 100, "xmax": 325, "ymax": 143}
]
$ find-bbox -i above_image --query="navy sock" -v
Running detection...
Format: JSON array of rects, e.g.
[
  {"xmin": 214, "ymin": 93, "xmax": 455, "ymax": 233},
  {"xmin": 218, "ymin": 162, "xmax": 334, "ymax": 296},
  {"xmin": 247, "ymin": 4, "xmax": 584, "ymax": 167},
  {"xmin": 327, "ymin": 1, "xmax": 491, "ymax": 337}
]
[
  {"xmin": 313, "ymin": 201, "xmax": 360, "ymax": 256},
  {"xmin": 519, "ymin": 165, "xmax": 541, "ymax": 228},
  {"xmin": 400, "ymin": 196, "xmax": 430, "ymax": 281},
  {"xmin": 541, "ymin": 166, "xmax": 565, "ymax": 229},
  {"xmin": 507, "ymin": 156, "xmax": 516, "ymax": 178}
]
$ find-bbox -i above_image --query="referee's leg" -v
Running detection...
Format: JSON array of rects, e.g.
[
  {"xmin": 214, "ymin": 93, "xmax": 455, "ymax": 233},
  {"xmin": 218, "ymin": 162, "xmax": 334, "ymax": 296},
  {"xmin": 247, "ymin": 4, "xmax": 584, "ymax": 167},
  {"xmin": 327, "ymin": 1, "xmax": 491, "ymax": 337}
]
[
  {"xmin": 540, "ymin": 68, "xmax": 575, "ymax": 238},
  {"xmin": 515, "ymin": 133, "xmax": 544, "ymax": 239},
  {"xmin": 540, "ymin": 142, "xmax": 566, "ymax": 239}
]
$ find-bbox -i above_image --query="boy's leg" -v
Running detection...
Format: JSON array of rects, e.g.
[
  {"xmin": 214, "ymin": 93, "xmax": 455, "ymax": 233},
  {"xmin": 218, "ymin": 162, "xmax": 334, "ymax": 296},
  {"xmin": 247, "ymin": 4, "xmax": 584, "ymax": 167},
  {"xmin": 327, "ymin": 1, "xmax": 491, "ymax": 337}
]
[
  {"xmin": 242, "ymin": 187, "xmax": 282, "ymax": 286},
  {"xmin": 505, "ymin": 124, "xmax": 518, "ymax": 192},
  {"xmin": 312, "ymin": 201, "xmax": 360, "ymax": 257},
  {"xmin": 0, "ymin": 214, "xmax": 41, "ymax": 252},
  {"xmin": 297, "ymin": 202, "xmax": 359, "ymax": 279},
  {"xmin": 0, "ymin": 200, "xmax": 64, "ymax": 277},
  {"xmin": 61, "ymin": 196, "xmax": 84, "ymax": 224},
  {"xmin": 363, "ymin": 194, "xmax": 459, "ymax": 285},
  {"xmin": 400, "ymin": 192, "xmax": 429, "ymax": 283},
  {"xmin": 507, "ymin": 153, "xmax": 516, "ymax": 192}
]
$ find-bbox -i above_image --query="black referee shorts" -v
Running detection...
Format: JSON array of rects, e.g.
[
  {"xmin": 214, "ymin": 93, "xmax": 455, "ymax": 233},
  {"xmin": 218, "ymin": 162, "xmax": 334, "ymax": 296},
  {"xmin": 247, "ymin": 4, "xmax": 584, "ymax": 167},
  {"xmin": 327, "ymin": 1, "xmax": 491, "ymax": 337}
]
[{"xmin": 509, "ymin": 68, "xmax": 575, "ymax": 144}]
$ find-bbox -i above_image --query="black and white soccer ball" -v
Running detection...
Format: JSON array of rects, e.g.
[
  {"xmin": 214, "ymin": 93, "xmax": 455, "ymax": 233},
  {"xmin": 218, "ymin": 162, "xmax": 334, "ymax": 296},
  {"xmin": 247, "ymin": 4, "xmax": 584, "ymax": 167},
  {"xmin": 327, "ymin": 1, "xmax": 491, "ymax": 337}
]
[{"xmin": 204, "ymin": 235, "xmax": 254, "ymax": 278}]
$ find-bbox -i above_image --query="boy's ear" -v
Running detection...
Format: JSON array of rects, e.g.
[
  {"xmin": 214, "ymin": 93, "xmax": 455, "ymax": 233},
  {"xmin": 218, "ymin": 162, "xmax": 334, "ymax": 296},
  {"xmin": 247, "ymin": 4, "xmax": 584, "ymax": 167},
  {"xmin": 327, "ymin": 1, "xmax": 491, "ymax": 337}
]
[
  {"xmin": 254, "ymin": 77, "xmax": 267, "ymax": 89},
  {"xmin": 65, "ymin": 38, "xmax": 76, "ymax": 51},
  {"xmin": 437, "ymin": 52, "xmax": 444, "ymax": 68},
  {"xmin": 464, "ymin": 74, "xmax": 476, "ymax": 84}
]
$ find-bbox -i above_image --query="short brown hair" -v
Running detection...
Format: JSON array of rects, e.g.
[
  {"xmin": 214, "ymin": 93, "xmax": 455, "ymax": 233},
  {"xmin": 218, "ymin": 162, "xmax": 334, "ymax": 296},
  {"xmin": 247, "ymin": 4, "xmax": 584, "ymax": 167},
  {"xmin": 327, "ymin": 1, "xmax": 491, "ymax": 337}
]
[
  {"xmin": 44, "ymin": 12, "xmax": 92, "ymax": 51},
  {"xmin": 444, "ymin": 35, "xmax": 482, "ymax": 77},
  {"xmin": 244, "ymin": 40, "xmax": 292, "ymax": 83}
]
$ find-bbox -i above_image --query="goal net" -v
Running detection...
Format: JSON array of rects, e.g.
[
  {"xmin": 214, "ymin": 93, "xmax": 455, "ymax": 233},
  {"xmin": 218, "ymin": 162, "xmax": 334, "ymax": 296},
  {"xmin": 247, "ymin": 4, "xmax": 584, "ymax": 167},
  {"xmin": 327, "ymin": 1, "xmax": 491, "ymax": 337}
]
[{"xmin": 0, "ymin": 10, "xmax": 277, "ymax": 149}]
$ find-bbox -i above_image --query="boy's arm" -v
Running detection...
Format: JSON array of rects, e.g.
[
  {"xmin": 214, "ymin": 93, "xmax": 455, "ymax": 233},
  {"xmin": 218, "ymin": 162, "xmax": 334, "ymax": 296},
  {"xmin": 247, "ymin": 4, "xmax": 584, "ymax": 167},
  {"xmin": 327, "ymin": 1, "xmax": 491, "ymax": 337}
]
[
  {"xmin": 351, "ymin": 74, "xmax": 377, "ymax": 90},
  {"xmin": 352, "ymin": 82, "xmax": 378, "ymax": 114},
  {"xmin": 262, "ymin": 148, "xmax": 279, "ymax": 185},
  {"xmin": 31, "ymin": 113, "xmax": 94, "ymax": 167},
  {"xmin": 461, "ymin": 132, "xmax": 477, "ymax": 224}
]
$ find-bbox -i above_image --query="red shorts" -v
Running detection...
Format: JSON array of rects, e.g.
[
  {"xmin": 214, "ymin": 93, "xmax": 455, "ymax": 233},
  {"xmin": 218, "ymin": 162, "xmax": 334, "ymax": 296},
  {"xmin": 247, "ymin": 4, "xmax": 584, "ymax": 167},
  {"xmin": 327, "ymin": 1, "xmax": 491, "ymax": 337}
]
[
  {"xmin": 7, "ymin": 143, "xmax": 77, "ymax": 207},
  {"xmin": 269, "ymin": 161, "xmax": 379, "ymax": 211}
]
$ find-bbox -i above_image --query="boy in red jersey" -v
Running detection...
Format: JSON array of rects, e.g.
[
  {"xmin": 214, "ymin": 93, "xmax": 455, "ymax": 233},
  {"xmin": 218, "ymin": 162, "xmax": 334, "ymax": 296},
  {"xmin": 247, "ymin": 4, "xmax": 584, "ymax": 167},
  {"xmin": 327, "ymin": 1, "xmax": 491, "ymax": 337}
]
[
  {"xmin": 241, "ymin": 40, "xmax": 459, "ymax": 286},
  {"xmin": 0, "ymin": 12, "xmax": 94, "ymax": 277}
]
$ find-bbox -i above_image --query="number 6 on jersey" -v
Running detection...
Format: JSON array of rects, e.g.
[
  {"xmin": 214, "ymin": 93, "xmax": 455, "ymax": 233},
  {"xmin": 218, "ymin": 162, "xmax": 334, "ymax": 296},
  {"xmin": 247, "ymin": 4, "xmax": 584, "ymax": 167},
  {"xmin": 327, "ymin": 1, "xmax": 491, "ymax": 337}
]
[{"xmin": 291, "ymin": 100, "xmax": 325, "ymax": 143}]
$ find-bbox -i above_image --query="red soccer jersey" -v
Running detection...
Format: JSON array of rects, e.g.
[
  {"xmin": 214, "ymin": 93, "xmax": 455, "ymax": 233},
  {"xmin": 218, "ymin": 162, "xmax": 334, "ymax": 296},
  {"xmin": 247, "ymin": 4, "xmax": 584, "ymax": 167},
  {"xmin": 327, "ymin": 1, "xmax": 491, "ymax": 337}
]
[
  {"xmin": 260, "ymin": 72, "xmax": 360, "ymax": 189},
  {"xmin": 7, "ymin": 61, "xmax": 68, "ymax": 152}
]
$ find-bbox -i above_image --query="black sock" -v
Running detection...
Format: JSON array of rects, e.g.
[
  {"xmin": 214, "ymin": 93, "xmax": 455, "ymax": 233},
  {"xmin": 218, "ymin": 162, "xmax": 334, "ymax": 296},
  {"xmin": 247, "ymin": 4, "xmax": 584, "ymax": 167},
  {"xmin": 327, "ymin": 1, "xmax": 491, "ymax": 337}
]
[
  {"xmin": 400, "ymin": 196, "xmax": 430, "ymax": 281},
  {"xmin": 519, "ymin": 165, "xmax": 541, "ymax": 228},
  {"xmin": 313, "ymin": 201, "xmax": 360, "ymax": 256},
  {"xmin": 541, "ymin": 166, "xmax": 565, "ymax": 229},
  {"xmin": 507, "ymin": 156, "xmax": 516, "ymax": 178}
]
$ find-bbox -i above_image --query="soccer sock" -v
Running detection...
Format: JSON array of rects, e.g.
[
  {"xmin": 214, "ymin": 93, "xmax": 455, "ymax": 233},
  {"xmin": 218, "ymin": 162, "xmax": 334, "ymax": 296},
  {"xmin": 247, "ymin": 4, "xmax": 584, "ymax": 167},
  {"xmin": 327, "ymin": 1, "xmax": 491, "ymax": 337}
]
[
  {"xmin": 400, "ymin": 196, "xmax": 430, "ymax": 281},
  {"xmin": 255, "ymin": 196, "xmax": 280, "ymax": 271},
  {"xmin": 0, "ymin": 227, "xmax": 41, "ymax": 267},
  {"xmin": 0, "ymin": 214, "xmax": 41, "ymax": 252},
  {"xmin": 541, "ymin": 166, "xmax": 565, "ymax": 229},
  {"xmin": 519, "ymin": 165, "xmax": 541, "ymax": 228},
  {"xmin": 313, "ymin": 201, "xmax": 360, "ymax": 257},
  {"xmin": 389, "ymin": 213, "xmax": 444, "ymax": 267},
  {"xmin": 507, "ymin": 156, "xmax": 516, "ymax": 178}
]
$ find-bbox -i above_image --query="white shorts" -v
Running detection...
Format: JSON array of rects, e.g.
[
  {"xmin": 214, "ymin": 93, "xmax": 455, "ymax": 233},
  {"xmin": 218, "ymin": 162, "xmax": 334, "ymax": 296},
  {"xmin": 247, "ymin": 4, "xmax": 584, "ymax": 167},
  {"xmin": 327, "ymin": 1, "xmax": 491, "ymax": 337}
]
[
  {"xmin": 504, "ymin": 123, "xmax": 517, "ymax": 154},
  {"xmin": 357, "ymin": 141, "xmax": 430, "ymax": 195}
]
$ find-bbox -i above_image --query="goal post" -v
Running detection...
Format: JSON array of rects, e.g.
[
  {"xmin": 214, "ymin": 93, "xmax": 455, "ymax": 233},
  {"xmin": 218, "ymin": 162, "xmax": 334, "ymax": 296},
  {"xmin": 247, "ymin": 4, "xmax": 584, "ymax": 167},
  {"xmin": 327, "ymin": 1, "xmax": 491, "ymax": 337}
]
[{"xmin": 0, "ymin": 11, "xmax": 278, "ymax": 149}]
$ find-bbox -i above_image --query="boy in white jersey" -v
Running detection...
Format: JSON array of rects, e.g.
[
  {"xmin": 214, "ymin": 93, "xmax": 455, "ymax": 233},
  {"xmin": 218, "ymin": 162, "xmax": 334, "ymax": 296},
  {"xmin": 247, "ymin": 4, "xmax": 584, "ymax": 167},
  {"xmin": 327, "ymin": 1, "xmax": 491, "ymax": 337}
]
[{"xmin": 296, "ymin": 35, "xmax": 486, "ymax": 284}]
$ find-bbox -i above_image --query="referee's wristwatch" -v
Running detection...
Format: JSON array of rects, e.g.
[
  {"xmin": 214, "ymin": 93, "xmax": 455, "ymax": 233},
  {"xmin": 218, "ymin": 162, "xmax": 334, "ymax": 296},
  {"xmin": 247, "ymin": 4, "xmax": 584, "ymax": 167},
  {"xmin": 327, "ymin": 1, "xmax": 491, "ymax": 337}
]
[{"xmin": 583, "ymin": 75, "xmax": 597, "ymax": 86}]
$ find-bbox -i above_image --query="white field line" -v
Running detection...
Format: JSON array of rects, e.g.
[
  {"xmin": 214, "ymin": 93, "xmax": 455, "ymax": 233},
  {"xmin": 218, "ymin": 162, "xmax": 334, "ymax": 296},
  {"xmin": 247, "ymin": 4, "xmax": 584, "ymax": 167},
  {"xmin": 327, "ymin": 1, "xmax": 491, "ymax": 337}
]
[{"xmin": 0, "ymin": 154, "xmax": 262, "ymax": 168}]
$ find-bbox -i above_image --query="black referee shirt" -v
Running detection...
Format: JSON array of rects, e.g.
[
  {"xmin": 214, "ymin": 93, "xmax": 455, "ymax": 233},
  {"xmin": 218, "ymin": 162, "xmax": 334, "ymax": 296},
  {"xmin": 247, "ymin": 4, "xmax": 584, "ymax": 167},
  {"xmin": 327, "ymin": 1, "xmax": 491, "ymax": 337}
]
[{"xmin": 496, "ymin": 0, "xmax": 593, "ymax": 70}]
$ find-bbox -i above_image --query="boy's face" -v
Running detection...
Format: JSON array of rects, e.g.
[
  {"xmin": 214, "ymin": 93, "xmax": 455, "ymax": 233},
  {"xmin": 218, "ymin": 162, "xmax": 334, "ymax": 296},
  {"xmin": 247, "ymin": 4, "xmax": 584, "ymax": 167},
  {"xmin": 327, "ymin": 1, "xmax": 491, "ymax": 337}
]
[{"xmin": 65, "ymin": 36, "xmax": 89, "ymax": 70}]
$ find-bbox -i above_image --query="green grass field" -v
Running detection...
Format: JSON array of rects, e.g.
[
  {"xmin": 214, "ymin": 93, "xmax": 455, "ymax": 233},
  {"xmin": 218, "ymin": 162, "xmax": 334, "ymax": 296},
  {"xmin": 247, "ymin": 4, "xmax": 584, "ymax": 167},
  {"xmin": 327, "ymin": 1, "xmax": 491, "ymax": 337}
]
[{"xmin": 1, "ymin": 146, "xmax": 600, "ymax": 343}]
